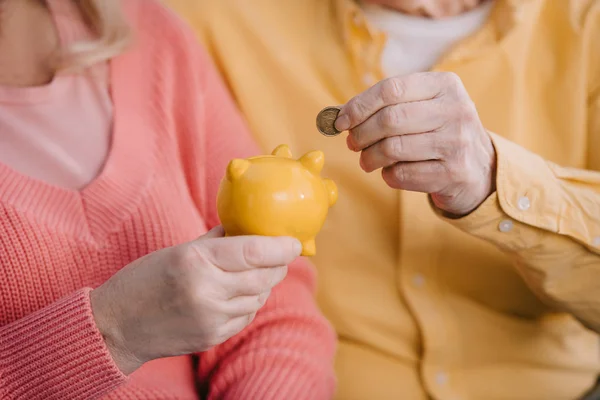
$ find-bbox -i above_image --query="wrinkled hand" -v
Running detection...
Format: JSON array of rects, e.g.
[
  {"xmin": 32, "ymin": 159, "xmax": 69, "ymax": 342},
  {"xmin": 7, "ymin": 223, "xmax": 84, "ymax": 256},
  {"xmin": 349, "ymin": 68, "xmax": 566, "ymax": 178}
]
[
  {"xmin": 335, "ymin": 72, "xmax": 497, "ymax": 217},
  {"xmin": 91, "ymin": 226, "xmax": 301, "ymax": 375}
]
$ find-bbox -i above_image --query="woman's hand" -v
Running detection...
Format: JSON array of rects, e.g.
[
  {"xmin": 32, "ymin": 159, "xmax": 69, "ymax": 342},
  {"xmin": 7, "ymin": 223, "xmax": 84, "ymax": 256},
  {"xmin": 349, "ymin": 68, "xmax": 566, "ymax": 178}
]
[
  {"xmin": 336, "ymin": 72, "xmax": 497, "ymax": 217},
  {"xmin": 90, "ymin": 226, "xmax": 301, "ymax": 375}
]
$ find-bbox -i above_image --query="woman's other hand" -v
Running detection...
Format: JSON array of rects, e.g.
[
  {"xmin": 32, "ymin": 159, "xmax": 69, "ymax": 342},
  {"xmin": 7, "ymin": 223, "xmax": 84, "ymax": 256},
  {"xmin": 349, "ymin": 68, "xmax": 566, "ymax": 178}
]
[{"xmin": 90, "ymin": 226, "xmax": 302, "ymax": 375}]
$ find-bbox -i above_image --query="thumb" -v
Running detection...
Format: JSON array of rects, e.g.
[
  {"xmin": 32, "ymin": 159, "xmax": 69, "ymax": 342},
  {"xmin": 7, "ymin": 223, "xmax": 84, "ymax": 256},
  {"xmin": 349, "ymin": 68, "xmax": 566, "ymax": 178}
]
[{"xmin": 199, "ymin": 225, "xmax": 225, "ymax": 240}]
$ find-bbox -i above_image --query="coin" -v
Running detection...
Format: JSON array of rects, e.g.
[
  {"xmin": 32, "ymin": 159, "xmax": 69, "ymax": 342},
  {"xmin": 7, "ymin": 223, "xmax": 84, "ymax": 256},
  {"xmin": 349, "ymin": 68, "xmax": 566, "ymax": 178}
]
[{"xmin": 316, "ymin": 106, "xmax": 342, "ymax": 137}]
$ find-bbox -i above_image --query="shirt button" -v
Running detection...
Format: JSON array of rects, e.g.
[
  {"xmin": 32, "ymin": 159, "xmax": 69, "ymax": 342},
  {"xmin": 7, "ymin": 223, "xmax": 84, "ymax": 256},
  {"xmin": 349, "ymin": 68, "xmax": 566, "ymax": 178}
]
[
  {"xmin": 362, "ymin": 73, "xmax": 377, "ymax": 86},
  {"xmin": 593, "ymin": 237, "xmax": 600, "ymax": 247},
  {"xmin": 517, "ymin": 196, "xmax": 531, "ymax": 211},
  {"xmin": 499, "ymin": 219, "xmax": 514, "ymax": 233},
  {"xmin": 412, "ymin": 274, "xmax": 425, "ymax": 288},
  {"xmin": 435, "ymin": 372, "xmax": 449, "ymax": 386}
]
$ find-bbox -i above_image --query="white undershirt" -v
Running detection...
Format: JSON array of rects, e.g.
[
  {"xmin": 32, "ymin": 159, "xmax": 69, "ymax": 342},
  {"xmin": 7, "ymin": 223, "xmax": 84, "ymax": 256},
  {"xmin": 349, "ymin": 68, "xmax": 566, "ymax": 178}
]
[{"xmin": 362, "ymin": 1, "xmax": 495, "ymax": 77}]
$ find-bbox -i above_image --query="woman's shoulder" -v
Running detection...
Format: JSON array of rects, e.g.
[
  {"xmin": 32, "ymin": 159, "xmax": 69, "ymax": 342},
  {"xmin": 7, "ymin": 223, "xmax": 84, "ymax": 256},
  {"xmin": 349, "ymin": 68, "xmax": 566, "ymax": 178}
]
[
  {"xmin": 121, "ymin": 0, "xmax": 211, "ymax": 68},
  {"xmin": 115, "ymin": 0, "xmax": 219, "ymax": 141},
  {"xmin": 116, "ymin": 0, "xmax": 217, "ymax": 107}
]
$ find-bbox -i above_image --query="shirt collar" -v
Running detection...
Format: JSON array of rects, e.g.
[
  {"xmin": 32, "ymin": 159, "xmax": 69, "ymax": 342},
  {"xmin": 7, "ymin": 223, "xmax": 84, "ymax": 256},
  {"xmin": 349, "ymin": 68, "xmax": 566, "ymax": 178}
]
[
  {"xmin": 332, "ymin": 0, "xmax": 538, "ymax": 68},
  {"xmin": 333, "ymin": 0, "xmax": 536, "ymax": 41}
]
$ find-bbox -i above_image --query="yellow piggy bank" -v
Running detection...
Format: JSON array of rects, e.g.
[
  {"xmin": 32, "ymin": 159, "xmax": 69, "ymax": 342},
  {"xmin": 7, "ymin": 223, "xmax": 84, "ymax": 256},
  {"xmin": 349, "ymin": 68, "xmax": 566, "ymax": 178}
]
[{"xmin": 217, "ymin": 144, "xmax": 338, "ymax": 256}]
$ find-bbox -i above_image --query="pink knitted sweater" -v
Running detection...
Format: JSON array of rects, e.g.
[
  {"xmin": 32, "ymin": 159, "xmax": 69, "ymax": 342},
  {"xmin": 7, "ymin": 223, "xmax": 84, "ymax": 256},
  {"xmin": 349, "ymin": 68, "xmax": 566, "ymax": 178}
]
[{"xmin": 0, "ymin": 1, "xmax": 336, "ymax": 399}]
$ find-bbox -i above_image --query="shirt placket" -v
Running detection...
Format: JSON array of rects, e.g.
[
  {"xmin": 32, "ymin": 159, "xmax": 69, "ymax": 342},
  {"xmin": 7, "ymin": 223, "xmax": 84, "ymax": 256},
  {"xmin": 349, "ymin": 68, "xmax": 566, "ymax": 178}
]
[
  {"xmin": 345, "ymin": 8, "xmax": 386, "ymax": 90},
  {"xmin": 344, "ymin": 8, "xmax": 463, "ymax": 399},
  {"xmin": 339, "ymin": 1, "xmax": 530, "ymax": 399}
]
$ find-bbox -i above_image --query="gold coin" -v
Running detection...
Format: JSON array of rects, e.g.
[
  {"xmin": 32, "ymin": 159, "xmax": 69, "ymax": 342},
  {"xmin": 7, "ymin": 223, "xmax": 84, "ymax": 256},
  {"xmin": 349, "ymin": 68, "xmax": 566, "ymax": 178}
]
[{"xmin": 316, "ymin": 106, "xmax": 342, "ymax": 137}]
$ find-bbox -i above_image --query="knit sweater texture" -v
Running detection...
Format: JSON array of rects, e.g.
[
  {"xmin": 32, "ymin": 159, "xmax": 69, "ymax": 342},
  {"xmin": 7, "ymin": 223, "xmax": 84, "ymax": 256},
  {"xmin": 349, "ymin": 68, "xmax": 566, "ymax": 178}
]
[{"xmin": 0, "ymin": 1, "xmax": 337, "ymax": 399}]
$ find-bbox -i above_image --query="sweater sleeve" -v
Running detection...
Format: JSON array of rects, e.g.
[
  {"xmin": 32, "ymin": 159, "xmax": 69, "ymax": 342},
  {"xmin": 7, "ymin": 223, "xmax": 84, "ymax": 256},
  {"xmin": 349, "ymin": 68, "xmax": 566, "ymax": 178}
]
[
  {"xmin": 167, "ymin": 13, "xmax": 337, "ymax": 400},
  {"xmin": 198, "ymin": 259, "xmax": 337, "ymax": 400},
  {"xmin": 0, "ymin": 289, "xmax": 127, "ymax": 400}
]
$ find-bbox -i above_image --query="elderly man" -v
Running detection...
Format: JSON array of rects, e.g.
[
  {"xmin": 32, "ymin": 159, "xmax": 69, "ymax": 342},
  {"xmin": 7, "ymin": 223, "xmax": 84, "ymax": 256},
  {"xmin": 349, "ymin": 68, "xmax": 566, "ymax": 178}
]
[{"xmin": 169, "ymin": 0, "xmax": 600, "ymax": 399}]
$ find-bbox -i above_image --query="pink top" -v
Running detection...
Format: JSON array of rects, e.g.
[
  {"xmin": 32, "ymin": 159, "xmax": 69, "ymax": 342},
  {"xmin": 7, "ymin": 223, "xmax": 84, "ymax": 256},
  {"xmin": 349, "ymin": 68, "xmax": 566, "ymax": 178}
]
[
  {"xmin": 0, "ymin": 1, "xmax": 336, "ymax": 399},
  {"xmin": 0, "ymin": 0, "xmax": 112, "ymax": 190}
]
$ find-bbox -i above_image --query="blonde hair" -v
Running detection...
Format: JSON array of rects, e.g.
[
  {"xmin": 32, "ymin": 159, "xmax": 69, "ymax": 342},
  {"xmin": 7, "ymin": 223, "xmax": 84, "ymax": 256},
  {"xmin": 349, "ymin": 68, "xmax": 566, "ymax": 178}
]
[{"xmin": 58, "ymin": 0, "xmax": 132, "ymax": 72}]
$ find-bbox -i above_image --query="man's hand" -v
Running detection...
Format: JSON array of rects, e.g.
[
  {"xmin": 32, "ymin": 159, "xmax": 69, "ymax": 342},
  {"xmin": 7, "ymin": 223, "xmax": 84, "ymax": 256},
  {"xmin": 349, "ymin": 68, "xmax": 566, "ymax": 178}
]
[{"xmin": 336, "ymin": 72, "xmax": 497, "ymax": 217}]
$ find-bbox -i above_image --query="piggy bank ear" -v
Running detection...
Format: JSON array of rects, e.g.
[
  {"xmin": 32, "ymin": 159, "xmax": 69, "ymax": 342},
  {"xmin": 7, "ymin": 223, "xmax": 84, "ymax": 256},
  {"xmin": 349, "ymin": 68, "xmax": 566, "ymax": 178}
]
[
  {"xmin": 272, "ymin": 144, "xmax": 293, "ymax": 158},
  {"xmin": 226, "ymin": 159, "xmax": 251, "ymax": 181},
  {"xmin": 299, "ymin": 150, "xmax": 324, "ymax": 174},
  {"xmin": 324, "ymin": 179, "xmax": 338, "ymax": 207}
]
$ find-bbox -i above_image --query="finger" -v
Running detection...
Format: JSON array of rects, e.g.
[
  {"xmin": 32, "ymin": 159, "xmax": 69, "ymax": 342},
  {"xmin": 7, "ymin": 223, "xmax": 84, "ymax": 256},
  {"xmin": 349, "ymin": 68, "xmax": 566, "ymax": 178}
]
[
  {"xmin": 359, "ymin": 132, "xmax": 444, "ymax": 172},
  {"xmin": 382, "ymin": 160, "xmax": 449, "ymax": 193},
  {"xmin": 199, "ymin": 225, "xmax": 225, "ymax": 240},
  {"xmin": 335, "ymin": 73, "xmax": 443, "ymax": 132},
  {"xmin": 219, "ymin": 313, "xmax": 258, "ymax": 340},
  {"xmin": 222, "ymin": 290, "xmax": 271, "ymax": 317},
  {"xmin": 347, "ymin": 100, "xmax": 444, "ymax": 151},
  {"xmin": 198, "ymin": 236, "xmax": 301, "ymax": 272},
  {"xmin": 224, "ymin": 266, "xmax": 287, "ymax": 298}
]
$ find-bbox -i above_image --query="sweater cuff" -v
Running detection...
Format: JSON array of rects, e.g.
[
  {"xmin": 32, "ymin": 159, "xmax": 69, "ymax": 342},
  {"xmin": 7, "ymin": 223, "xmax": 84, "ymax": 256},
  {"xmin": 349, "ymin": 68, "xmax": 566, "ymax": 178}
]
[
  {"xmin": 0, "ymin": 288, "xmax": 127, "ymax": 400},
  {"xmin": 218, "ymin": 360, "xmax": 335, "ymax": 400}
]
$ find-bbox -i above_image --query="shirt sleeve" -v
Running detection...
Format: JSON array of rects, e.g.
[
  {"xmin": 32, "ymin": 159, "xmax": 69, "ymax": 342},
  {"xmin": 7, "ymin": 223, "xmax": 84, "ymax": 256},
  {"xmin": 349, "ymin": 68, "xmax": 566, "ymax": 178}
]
[
  {"xmin": 169, "ymin": 15, "xmax": 337, "ymax": 399},
  {"xmin": 433, "ymin": 95, "xmax": 600, "ymax": 332}
]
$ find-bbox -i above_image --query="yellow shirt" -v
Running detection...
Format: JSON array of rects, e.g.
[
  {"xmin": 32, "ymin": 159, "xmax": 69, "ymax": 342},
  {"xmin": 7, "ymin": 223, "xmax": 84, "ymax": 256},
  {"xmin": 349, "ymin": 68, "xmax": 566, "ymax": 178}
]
[{"xmin": 169, "ymin": 0, "xmax": 600, "ymax": 398}]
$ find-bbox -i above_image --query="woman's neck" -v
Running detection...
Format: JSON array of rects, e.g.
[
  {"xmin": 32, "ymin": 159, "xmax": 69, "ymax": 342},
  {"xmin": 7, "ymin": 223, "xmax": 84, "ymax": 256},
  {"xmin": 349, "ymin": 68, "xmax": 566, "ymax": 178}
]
[{"xmin": 0, "ymin": 0, "xmax": 59, "ymax": 86}]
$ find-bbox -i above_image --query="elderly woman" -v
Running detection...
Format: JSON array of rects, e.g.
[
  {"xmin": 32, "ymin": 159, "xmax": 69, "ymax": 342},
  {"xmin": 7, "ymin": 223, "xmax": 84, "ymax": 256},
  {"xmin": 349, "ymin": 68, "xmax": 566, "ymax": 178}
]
[
  {"xmin": 170, "ymin": 0, "xmax": 600, "ymax": 399},
  {"xmin": 0, "ymin": 0, "xmax": 336, "ymax": 399}
]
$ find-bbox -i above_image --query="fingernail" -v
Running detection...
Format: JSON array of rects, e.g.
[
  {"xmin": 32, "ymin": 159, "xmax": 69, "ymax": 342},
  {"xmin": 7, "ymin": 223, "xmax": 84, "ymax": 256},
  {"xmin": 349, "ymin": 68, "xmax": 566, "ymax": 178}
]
[
  {"xmin": 346, "ymin": 135, "xmax": 357, "ymax": 152},
  {"xmin": 280, "ymin": 265, "xmax": 289, "ymax": 277},
  {"xmin": 359, "ymin": 157, "xmax": 367, "ymax": 171},
  {"xmin": 335, "ymin": 114, "xmax": 350, "ymax": 132},
  {"xmin": 292, "ymin": 240, "xmax": 302, "ymax": 255},
  {"xmin": 276, "ymin": 266, "xmax": 288, "ymax": 284},
  {"xmin": 258, "ymin": 291, "xmax": 269, "ymax": 304}
]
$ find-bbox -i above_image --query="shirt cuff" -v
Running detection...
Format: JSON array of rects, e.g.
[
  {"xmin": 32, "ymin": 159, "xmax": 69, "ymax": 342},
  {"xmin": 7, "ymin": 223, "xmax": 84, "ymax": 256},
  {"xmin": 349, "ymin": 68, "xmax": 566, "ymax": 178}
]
[
  {"xmin": 432, "ymin": 132, "xmax": 592, "ymax": 252},
  {"xmin": 490, "ymin": 132, "xmax": 562, "ymax": 233},
  {"xmin": 430, "ymin": 191, "xmax": 547, "ymax": 253}
]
